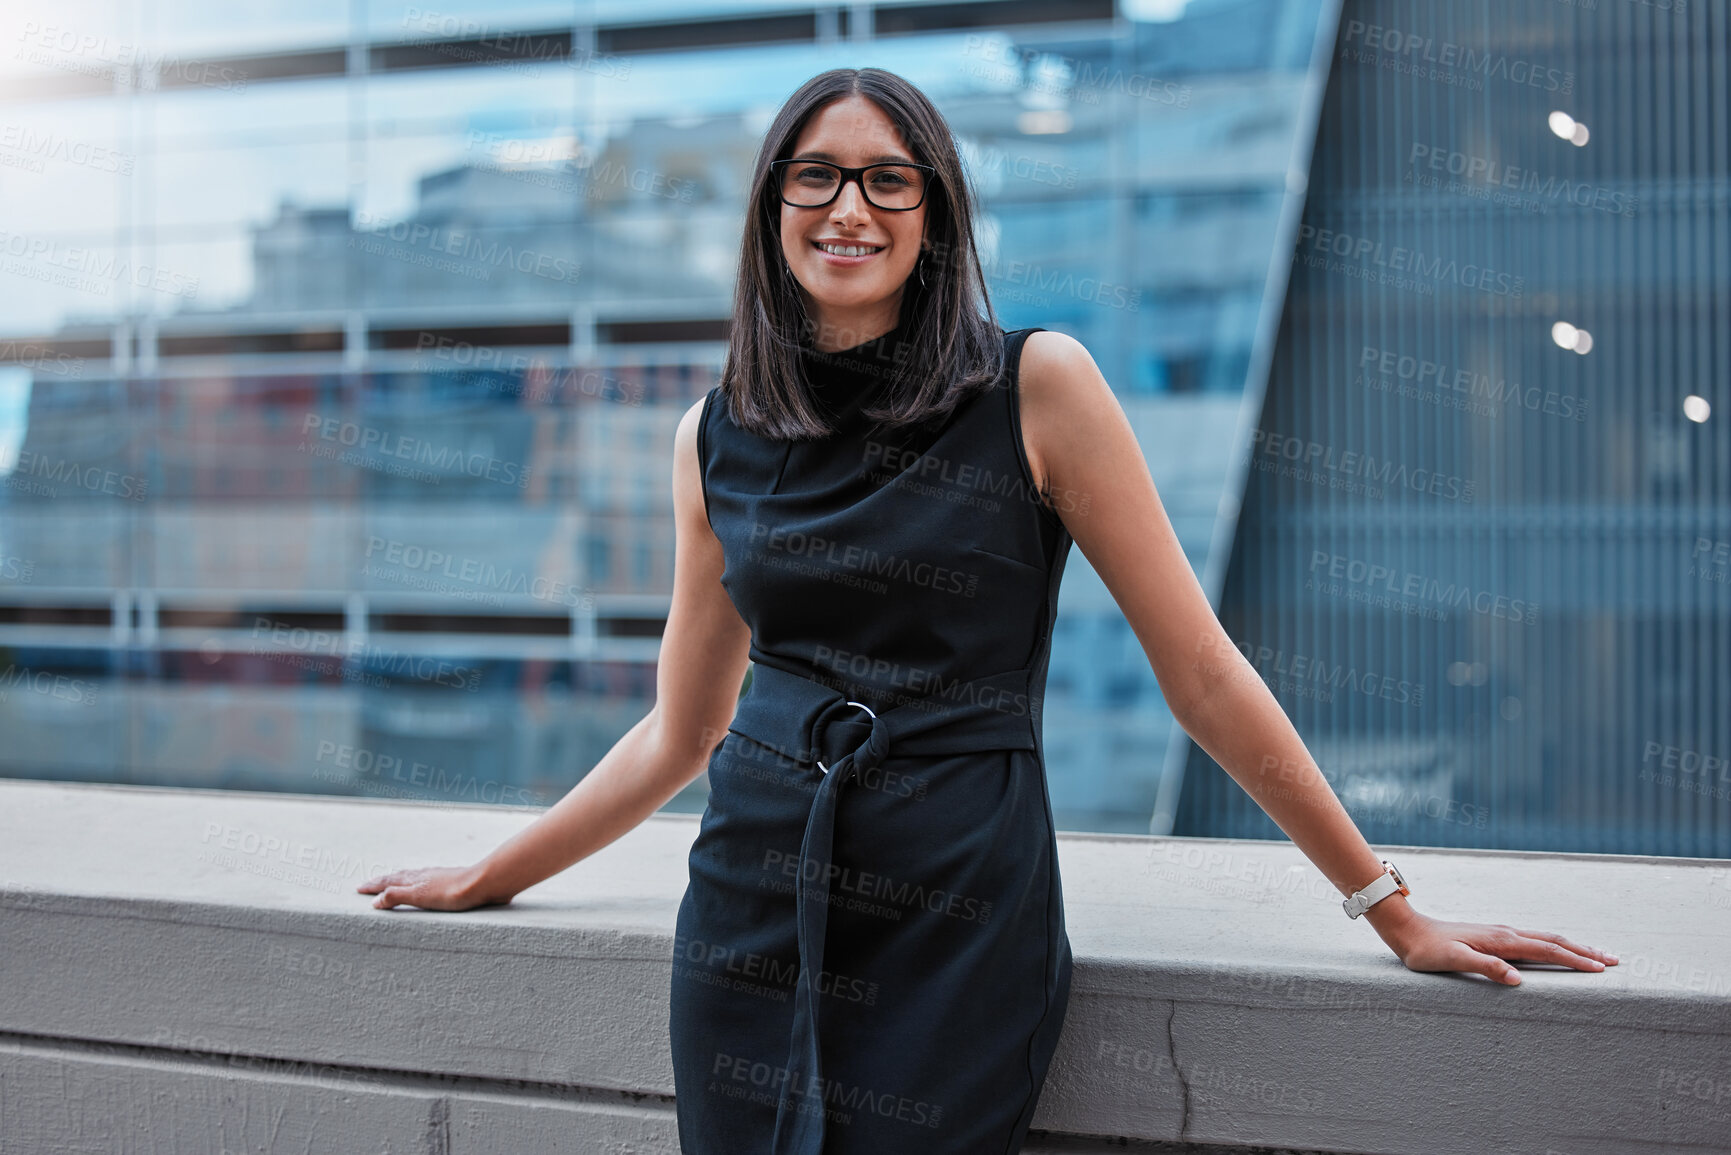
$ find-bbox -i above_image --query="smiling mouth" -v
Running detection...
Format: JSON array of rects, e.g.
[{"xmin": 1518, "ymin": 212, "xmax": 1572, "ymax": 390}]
[{"xmin": 813, "ymin": 241, "xmax": 885, "ymax": 257}]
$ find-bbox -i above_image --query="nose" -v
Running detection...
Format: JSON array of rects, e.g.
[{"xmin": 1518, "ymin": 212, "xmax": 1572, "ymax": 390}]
[{"xmin": 829, "ymin": 177, "xmax": 871, "ymax": 222}]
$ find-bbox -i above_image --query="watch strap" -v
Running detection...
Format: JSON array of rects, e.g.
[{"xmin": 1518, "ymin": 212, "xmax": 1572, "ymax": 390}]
[{"xmin": 1343, "ymin": 861, "xmax": 1406, "ymax": 919}]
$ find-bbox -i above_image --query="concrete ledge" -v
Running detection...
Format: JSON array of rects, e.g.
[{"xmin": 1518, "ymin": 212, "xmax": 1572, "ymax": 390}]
[{"xmin": 1, "ymin": 778, "xmax": 1728, "ymax": 1154}]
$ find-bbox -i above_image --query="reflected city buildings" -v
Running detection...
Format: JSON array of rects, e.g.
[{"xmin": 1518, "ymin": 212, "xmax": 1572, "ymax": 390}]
[{"xmin": 4, "ymin": 1, "xmax": 1721, "ymax": 855}]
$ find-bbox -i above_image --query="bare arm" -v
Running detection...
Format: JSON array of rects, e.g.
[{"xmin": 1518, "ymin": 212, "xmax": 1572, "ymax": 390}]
[
  {"xmin": 361, "ymin": 394, "xmax": 752, "ymax": 910},
  {"xmin": 1017, "ymin": 331, "xmax": 1618, "ymax": 983}
]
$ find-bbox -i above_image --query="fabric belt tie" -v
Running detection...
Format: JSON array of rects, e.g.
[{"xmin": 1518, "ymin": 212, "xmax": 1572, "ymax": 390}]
[{"xmin": 725, "ymin": 658, "xmax": 1040, "ymax": 1155}]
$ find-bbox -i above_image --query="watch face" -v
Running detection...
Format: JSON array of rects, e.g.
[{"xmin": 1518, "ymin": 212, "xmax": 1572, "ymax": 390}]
[{"xmin": 1386, "ymin": 861, "xmax": 1407, "ymax": 891}]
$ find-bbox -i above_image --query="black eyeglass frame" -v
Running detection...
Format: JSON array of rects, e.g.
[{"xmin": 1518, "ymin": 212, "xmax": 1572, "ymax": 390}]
[{"xmin": 769, "ymin": 157, "xmax": 939, "ymax": 212}]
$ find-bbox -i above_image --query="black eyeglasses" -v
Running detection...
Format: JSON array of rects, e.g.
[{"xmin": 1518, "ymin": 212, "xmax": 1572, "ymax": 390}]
[{"xmin": 770, "ymin": 158, "xmax": 937, "ymax": 212}]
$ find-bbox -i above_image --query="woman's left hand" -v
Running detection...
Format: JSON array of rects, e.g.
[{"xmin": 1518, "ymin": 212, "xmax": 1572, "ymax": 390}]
[{"xmin": 1378, "ymin": 910, "xmax": 1619, "ymax": 985}]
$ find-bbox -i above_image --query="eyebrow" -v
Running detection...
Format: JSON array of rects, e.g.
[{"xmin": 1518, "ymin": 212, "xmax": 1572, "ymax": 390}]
[{"xmin": 796, "ymin": 150, "xmax": 917, "ymax": 165}]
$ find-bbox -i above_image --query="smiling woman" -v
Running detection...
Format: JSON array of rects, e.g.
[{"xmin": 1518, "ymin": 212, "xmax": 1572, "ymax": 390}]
[
  {"xmin": 715, "ymin": 70, "xmax": 1012, "ymax": 444},
  {"xmin": 659, "ymin": 72, "xmax": 1085, "ymax": 1154},
  {"xmin": 360, "ymin": 63, "xmax": 1618, "ymax": 1155}
]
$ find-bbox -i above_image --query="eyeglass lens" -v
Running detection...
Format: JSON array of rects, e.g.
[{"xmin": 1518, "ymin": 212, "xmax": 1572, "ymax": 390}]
[{"xmin": 780, "ymin": 162, "xmax": 926, "ymax": 210}]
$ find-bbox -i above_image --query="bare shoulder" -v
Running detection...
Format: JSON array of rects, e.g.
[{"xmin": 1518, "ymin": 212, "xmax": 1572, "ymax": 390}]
[
  {"xmin": 1018, "ymin": 328, "xmax": 1095, "ymax": 391},
  {"xmin": 672, "ymin": 391, "xmax": 713, "ymax": 518},
  {"xmin": 676, "ymin": 391, "xmax": 709, "ymax": 448},
  {"xmin": 1015, "ymin": 329, "xmax": 1119, "ymax": 494}
]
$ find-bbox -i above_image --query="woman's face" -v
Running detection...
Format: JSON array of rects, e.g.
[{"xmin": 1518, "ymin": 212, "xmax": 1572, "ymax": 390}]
[{"xmin": 777, "ymin": 95, "xmax": 930, "ymax": 349}]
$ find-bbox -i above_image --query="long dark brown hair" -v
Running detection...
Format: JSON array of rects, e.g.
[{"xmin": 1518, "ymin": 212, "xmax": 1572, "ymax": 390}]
[{"xmin": 717, "ymin": 67, "xmax": 1005, "ymax": 441}]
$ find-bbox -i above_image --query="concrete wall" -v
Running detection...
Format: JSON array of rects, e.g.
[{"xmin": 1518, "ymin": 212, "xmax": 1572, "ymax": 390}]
[{"xmin": 2, "ymin": 778, "xmax": 1728, "ymax": 1154}]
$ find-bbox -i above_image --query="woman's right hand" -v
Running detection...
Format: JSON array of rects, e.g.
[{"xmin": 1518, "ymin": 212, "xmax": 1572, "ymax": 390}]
[
  {"xmin": 357, "ymin": 865, "xmax": 508, "ymax": 912},
  {"xmin": 353, "ymin": 400, "xmax": 750, "ymax": 917}
]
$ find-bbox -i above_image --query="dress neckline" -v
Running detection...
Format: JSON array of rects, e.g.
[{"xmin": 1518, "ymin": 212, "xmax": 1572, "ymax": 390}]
[{"xmin": 798, "ymin": 319, "xmax": 908, "ymax": 426}]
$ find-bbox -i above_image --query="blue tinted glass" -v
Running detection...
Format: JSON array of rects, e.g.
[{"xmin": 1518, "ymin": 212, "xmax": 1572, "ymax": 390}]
[{"xmin": 2, "ymin": 0, "xmax": 1352, "ymax": 840}]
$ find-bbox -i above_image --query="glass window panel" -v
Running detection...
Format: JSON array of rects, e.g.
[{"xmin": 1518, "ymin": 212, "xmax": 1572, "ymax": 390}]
[
  {"xmin": 0, "ymin": 103, "xmax": 131, "ymax": 236},
  {"xmin": 1, "ymin": 0, "xmax": 1354, "ymax": 839},
  {"xmin": 1172, "ymin": 0, "xmax": 1731, "ymax": 856},
  {"xmin": 142, "ymin": 1, "xmax": 350, "ymax": 57}
]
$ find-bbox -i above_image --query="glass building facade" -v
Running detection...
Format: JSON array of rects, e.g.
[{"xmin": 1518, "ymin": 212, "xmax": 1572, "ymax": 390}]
[
  {"xmin": 0, "ymin": 0, "xmax": 1336, "ymax": 831},
  {"xmin": 5, "ymin": 0, "xmax": 1723, "ymax": 857},
  {"xmin": 1173, "ymin": 0, "xmax": 1731, "ymax": 856}
]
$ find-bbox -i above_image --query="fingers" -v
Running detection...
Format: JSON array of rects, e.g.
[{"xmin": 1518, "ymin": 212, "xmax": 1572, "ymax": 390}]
[
  {"xmin": 1442, "ymin": 941, "xmax": 1522, "ymax": 986},
  {"xmin": 1401, "ymin": 935, "xmax": 1520, "ymax": 985},
  {"xmin": 1490, "ymin": 930, "xmax": 1608, "ymax": 972},
  {"xmin": 1404, "ymin": 920, "xmax": 1618, "ymax": 986},
  {"xmin": 373, "ymin": 885, "xmax": 429, "ymax": 910},
  {"xmin": 357, "ymin": 870, "xmax": 414, "ymax": 894},
  {"xmin": 1509, "ymin": 927, "xmax": 1618, "ymax": 966},
  {"xmin": 359, "ymin": 867, "xmax": 491, "ymax": 912},
  {"xmin": 359, "ymin": 869, "xmax": 437, "ymax": 897}
]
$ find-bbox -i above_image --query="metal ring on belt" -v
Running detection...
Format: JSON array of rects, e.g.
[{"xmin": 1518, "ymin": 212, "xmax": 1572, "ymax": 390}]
[{"xmin": 815, "ymin": 700, "xmax": 876, "ymax": 774}]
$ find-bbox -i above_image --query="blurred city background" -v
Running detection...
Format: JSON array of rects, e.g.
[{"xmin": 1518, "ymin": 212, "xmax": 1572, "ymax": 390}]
[{"xmin": 0, "ymin": 0, "xmax": 1724, "ymax": 857}]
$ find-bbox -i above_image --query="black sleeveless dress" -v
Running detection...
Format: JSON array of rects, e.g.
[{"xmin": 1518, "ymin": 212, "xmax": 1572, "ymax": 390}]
[{"xmin": 671, "ymin": 323, "xmax": 1074, "ymax": 1154}]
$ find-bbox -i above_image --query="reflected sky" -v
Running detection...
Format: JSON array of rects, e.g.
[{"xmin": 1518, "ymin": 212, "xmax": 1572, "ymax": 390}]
[{"xmin": 0, "ymin": 17, "xmax": 1318, "ymax": 329}]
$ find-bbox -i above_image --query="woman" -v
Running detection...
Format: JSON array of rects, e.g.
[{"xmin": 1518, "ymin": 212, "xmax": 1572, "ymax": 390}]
[{"xmin": 359, "ymin": 68, "xmax": 1617, "ymax": 1154}]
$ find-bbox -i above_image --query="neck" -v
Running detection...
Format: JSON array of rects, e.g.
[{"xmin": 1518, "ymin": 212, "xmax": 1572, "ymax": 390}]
[{"xmin": 800, "ymin": 296, "xmax": 905, "ymax": 353}]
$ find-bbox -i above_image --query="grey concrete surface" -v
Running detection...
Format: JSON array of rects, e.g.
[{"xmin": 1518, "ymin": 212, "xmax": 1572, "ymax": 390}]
[{"xmin": 1, "ymin": 778, "xmax": 1728, "ymax": 1154}]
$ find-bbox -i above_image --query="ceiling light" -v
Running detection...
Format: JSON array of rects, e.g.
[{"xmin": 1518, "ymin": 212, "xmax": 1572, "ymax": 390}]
[
  {"xmin": 1124, "ymin": 0, "xmax": 1191, "ymax": 21},
  {"xmin": 1549, "ymin": 112, "xmax": 1591, "ymax": 145},
  {"xmin": 1551, "ymin": 321, "xmax": 1593, "ymax": 354}
]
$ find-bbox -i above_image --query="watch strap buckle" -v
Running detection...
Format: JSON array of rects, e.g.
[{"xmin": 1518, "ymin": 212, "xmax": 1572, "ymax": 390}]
[{"xmin": 1343, "ymin": 859, "xmax": 1409, "ymax": 919}]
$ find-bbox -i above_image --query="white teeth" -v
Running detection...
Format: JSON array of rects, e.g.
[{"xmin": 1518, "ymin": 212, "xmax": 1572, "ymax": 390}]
[{"xmin": 817, "ymin": 242, "xmax": 882, "ymax": 257}]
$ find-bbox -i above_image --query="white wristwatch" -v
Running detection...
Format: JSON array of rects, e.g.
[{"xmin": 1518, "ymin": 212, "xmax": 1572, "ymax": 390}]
[{"xmin": 1342, "ymin": 859, "xmax": 1409, "ymax": 919}]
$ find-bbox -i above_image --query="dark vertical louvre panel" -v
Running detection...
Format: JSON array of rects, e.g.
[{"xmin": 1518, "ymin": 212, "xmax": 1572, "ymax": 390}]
[{"xmin": 1176, "ymin": 0, "xmax": 1730, "ymax": 857}]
